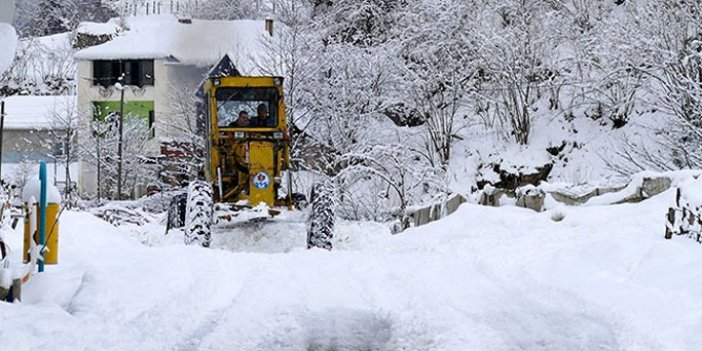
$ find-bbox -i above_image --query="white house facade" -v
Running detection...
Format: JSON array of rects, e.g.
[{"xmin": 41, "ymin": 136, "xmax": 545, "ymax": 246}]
[{"xmin": 73, "ymin": 15, "xmax": 272, "ymax": 198}]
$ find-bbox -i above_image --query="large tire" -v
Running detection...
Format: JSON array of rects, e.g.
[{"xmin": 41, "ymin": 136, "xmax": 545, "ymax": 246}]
[
  {"xmin": 185, "ymin": 181, "xmax": 213, "ymax": 247},
  {"xmin": 307, "ymin": 180, "xmax": 336, "ymax": 250}
]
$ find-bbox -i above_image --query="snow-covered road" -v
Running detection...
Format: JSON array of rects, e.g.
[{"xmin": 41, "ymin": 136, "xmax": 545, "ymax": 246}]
[{"xmin": 2, "ymin": 189, "xmax": 701, "ymax": 350}]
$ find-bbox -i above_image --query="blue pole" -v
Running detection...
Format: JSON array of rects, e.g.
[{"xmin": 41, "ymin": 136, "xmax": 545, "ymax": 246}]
[{"xmin": 38, "ymin": 162, "xmax": 47, "ymax": 273}]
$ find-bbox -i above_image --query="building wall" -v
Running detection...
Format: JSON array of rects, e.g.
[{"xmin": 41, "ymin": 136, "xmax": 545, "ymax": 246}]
[
  {"xmin": 1, "ymin": 129, "xmax": 61, "ymax": 163},
  {"xmin": 160, "ymin": 63, "xmax": 208, "ymax": 140},
  {"xmin": 76, "ymin": 59, "xmax": 165, "ymax": 197},
  {"xmin": 76, "ymin": 59, "xmax": 207, "ymax": 198}
]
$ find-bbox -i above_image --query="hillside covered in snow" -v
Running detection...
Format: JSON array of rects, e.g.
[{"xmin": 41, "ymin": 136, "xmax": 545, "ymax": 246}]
[{"xmin": 0, "ymin": 0, "xmax": 700, "ymax": 219}]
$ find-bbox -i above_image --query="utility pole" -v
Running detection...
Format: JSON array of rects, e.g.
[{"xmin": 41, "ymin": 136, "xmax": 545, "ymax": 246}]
[
  {"xmin": 116, "ymin": 82, "xmax": 125, "ymax": 200},
  {"xmin": 93, "ymin": 120, "xmax": 103, "ymax": 201},
  {"xmin": 96, "ymin": 129, "xmax": 101, "ymax": 200}
]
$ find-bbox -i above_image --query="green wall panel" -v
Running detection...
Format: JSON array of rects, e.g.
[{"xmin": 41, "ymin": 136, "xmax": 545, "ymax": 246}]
[{"xmin": 93, "ymin": 101, "xmax": 154, "ymax": 120}]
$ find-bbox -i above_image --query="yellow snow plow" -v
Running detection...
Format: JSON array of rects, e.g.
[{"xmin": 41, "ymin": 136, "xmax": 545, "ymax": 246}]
[{"xmin": 168, "ymin": 65, "xmax": 335, "ymax": 250}]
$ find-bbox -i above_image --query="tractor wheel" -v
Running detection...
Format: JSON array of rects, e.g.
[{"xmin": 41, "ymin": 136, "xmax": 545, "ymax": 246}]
[
  {"xmin": 184, "ymin": 181, "xmax": 213, "ymax": 247},
  {"xmin": 307, "ymin": 180, "xmax": 336, "ymax": 250}
]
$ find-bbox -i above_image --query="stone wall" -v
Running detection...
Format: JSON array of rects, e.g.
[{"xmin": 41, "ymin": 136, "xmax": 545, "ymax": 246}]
[
  {"xmin": 399, "ymin": 175, "xmax": 675, "ymax": 233},
  {"xmin": 406, "ymin": 193, "xmax": 466, "ymax": 229}
]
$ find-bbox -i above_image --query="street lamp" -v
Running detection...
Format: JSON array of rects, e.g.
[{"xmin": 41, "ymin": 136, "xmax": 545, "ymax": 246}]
[{"xmin": 115, "ymin": 79, "xmax": 125, "ymax": 200}]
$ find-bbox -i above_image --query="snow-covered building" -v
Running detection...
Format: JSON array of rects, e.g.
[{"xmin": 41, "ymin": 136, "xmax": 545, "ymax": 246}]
[
  {"xmin": 73, "ymin": 14, "xmax": 273, "ymax": 197},
  {"xmin": 0, "ymin": 95, "xmax": 75, "ymax": 164}
]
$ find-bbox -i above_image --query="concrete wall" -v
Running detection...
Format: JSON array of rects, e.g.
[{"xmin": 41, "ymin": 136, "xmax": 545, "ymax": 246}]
[
  {"xmin": 1, "ymin": 129, "xmax": 65, "ymax": 162},
  {"xmin": 406, "ymin": 193, "xmax": 466, "ymax": 230}
]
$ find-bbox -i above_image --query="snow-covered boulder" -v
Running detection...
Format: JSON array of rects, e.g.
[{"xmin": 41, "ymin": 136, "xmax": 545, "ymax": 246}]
[{"xmin": 477, "ymin": 149, "xmax": 553, "ymax": 190}]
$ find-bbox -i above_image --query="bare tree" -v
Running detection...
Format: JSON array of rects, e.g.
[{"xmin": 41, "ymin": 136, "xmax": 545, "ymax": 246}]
[
  {"xmin": 475, "ymin": 0, "xmax": 558, "ymax": 145},
  {"xmin": 79, "ymin": 110, "xmax": 155, "ymax": 200},
  {"xmin": 42, "ymin": 96, "xmax": 79, "ymax": 204},
  {"xmin": 254, "ymin": 0, "xmax": 319, "ymax": 166},
  {"xmin": 0, "ymin": 28, "xmax": 76, "ymax": 96},
  {"xmin": 335, "ymin": 143, "xmax": 446, "ymax": 221},
  {"xmin": 157, "ymin": 84, "xmax": 206, "ymax": 189}
]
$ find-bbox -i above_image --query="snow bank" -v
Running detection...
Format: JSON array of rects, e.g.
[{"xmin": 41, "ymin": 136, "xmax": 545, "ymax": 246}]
[
  {"xmin": 584, "ymin": 170, "xmax": 701, "ymax": 206},
  {"xmin": 21, "ymin": 177, "xmax": 62, "ymax": 204},
  {"xmin": 0, "ymin": 23, "xmax": 17, "ymax": 74},
  {"xmin": 2, "ymin": 189, "xmax": 702, "ymax": 349}
]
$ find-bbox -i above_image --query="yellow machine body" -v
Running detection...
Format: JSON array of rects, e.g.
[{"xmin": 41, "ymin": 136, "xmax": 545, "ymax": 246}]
[
  {"xmin": 203, "ymin": 76, "xmax": 291, "ymax": 208},
  {"xmin": 23, "ymin": 202, "xmax": 60, "ymax": 264}
]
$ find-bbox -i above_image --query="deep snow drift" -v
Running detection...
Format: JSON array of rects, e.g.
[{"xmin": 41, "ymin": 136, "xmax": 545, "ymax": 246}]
[{"xmin": 1, "ymin": 189, "xmax": 701, "ymax": 350}]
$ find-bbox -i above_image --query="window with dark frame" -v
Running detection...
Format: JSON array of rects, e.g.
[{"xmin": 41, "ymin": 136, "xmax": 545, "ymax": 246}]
[
  {"xmin": 214, "ymin": 87, "xmax": 279, "ymax": 128},
  {"xmin": 93, "ymin": 60, "xmax": 155, "ymax": 87}
]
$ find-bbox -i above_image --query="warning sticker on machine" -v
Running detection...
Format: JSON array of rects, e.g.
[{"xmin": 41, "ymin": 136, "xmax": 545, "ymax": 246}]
[{"xmin": 253, "ymin": 171, "xmax": 271, "ymax": 189}]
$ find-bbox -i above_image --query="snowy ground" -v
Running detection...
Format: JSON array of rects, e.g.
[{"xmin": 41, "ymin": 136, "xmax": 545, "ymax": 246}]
[{"xmin": 1, "ymin": 189, "xmax": 701, "ymax": 351}]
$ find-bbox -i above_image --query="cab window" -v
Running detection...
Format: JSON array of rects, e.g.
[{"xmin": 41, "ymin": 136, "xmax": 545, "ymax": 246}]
[{"xmin": 215, "ymin": 87, "xmax": 278, "ymax": 128}]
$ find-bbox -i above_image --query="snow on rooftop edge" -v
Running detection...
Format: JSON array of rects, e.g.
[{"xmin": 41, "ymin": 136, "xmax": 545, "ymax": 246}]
[
  {"xmin": 76, "ymin": 20, "xmax": 121, "ymax": 36},
  {"xmin": 74, "ymin": 15, "xmax": 272, "ymax": 70},
  {"xmin": 0, "ymin": 95, "xmax": 76, "ymax": 130}
]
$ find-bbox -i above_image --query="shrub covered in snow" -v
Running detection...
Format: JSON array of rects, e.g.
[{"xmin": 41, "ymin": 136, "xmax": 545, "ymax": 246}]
[{"xmin": 307, "ymin": 180, "xmax": 336, "ymax": 250}]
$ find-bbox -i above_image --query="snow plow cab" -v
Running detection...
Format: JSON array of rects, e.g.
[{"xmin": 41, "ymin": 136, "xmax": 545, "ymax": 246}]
[{"xmin": 203, "ymin": 75, "xmax": 293, "ymax": 208}]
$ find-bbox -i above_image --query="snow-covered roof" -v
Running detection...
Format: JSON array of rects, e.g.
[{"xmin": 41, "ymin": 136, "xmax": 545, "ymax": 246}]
[
  {"xmin": 74, "ymin": 15, "xmax": 271, "ymax": 72},
  {"xmin": 76, "ymin": 21, "xmax": 121, "ymax": 36},
  {"xmin": 1, "ymin": 95, "xmax": 76, "ymax": 130}
]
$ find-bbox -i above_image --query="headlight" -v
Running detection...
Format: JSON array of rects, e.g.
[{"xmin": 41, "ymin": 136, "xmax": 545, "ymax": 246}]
[{"xmin": 273, "ymin": 131, "xmax": 284, "ymax": 139}]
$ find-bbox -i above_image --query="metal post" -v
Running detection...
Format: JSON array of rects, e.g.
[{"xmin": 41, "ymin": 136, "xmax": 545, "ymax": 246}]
[
  {"xmin": 117, "ymin": 84, "xmax": 125, "ymax": 200},
  {"xmin": 93, "ymin": 120, "xmax": 103, "ymax": 201},
  {"xmin": 96, "ymin": 132, "xmax": 101, "ymax": 200},
  {"xmin": 38, "ymin": 162, "xmax": 47, "ymax": 273}
]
